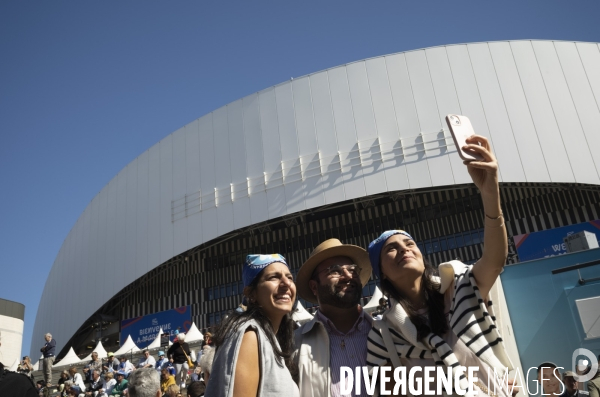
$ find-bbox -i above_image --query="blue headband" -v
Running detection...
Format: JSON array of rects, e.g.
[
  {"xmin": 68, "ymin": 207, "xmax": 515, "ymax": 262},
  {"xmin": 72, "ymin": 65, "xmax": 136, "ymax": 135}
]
[
  {"xmin": 368, "ymin": 230, "xmax": 414, "ymax": 278},
  {"xmin": 243, "ymin": 254, "xmax": 288, "ymax": 287}
]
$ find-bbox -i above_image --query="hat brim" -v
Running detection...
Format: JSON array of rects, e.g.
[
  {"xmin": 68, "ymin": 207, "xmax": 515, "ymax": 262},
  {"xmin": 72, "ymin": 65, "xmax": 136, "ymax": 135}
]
[{"xmin": 297, "ymin": 244, "xmax": 371, "ymax": 304}]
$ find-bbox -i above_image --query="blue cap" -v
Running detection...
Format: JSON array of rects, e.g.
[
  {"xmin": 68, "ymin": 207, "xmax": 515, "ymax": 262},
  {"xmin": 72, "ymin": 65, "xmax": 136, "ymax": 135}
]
[
  {"xmin": 158, "ymin": 350, "xmax": 165, "ymax": 356},
  {"xmin": 71, "ymin": 385, "xmax": 82, "ymax": 393},
  {"xmin": 116, "ymin": 370, "xmax": 127, "ymax": 377},
  {"xmin": 368, "ymin": 230, "xmax": 414, "ymax": 278},
  {"xmin": 243, "ymin": 254, "xmax": 288, "ymax": 287}
]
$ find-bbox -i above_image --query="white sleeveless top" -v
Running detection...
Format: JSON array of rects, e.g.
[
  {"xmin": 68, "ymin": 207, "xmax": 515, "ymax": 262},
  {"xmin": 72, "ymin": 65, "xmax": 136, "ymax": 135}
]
[{"xmin": 206, "ymin": 318, "xmax": 299, "ymax": 397}]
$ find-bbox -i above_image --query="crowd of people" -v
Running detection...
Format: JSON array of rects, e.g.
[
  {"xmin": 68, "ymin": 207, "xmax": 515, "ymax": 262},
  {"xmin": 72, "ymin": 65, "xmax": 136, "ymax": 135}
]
[
  {"xmin": 31, "ymin": 339, "xmax": 214, "ymax": 397},
  {"xmin": 4, "ymin": 135, "xmax": 599, "ymax": 397}
]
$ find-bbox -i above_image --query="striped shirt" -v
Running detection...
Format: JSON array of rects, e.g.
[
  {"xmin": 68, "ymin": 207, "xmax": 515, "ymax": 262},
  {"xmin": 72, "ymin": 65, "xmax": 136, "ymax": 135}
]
[
  {"xmin": 366, "ymin": 261, "xmax": 513, "ymax": 396},
  {"xmin": 316, "ymin": 309, "xmax": 372, "ymax": 397}
]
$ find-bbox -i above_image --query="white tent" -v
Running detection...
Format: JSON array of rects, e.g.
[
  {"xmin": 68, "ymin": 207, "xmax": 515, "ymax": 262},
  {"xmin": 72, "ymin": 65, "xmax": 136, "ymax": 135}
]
[
  {"xmin": 113, "ymin": 335, "xmax": 140, "ymax": 356},
  {"xmin": 8, "ymin": 358, "xmax": 19, "ymax": 371},
  {"xmin": 80, "ymin": 340, "xmax": 109, "ymax": 361},
  {"xmin": 363, "ymin": 287, "xmax": 386, "ymax": 311},
  {"xmin": 54, "ymin": 347, "xmax": 84, "ymax": 367},
  {"xmin": 292, "ymin": 301, "xmax": 313, "ymax": 323},
  {"xmin": 146, "ymin": 328, "xmax": 173, "ymax": 349},
  {"xmin": 32, "ymin": 355, "xmax": 43, "ymax": 371},
  {"xmin": 184, "ymin": 323, "xmax": 203, "ymax": 343}
]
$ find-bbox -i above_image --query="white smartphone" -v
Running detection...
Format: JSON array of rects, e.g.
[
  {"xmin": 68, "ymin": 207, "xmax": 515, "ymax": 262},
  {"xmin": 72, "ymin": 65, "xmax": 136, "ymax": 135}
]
[{"xmin": 445, "ymin": 114, "xmax": 484, "ymax": 161}]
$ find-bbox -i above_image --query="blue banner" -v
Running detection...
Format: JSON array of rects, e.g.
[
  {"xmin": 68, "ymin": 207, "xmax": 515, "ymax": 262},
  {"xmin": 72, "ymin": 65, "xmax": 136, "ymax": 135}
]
[
  {"xmin": 514, "ymin": 220, "xmax": 600, "ymax": 262},
  {"xmin": 120, "ymin": 306, "xmax": 192, "ymax": 348}
]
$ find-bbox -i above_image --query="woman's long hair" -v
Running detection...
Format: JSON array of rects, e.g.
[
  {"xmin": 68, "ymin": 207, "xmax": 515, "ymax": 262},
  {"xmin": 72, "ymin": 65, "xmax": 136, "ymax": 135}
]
[
  {"xmin": 213, "ymin": 272, "xmax": 299, "ymax": 384},
  {"xmin": 380, "ymin": 261, "xmax": 449, "ymax": 340}
]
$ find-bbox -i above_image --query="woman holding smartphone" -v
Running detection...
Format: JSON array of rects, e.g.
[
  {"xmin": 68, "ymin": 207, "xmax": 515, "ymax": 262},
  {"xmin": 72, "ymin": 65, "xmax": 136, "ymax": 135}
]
[
  {"xmin": 205, "ymin": 254, "xmax": 299, "ymax": 397},
  {"xmin": 366, "ymin": 135, "xmax": 513, "ymax": 397}
]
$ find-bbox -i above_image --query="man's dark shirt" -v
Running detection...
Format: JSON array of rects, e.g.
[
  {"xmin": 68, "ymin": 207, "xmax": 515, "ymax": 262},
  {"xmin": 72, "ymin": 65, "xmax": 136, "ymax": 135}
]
[{"xmin": 42, "ymin": 339, "xmax": 56, "ymax": 357}]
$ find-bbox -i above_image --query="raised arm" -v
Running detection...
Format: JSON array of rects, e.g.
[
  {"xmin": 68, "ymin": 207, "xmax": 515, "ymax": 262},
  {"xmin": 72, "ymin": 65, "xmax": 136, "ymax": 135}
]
[
  {"xmin": 233, "ymin": 330, "xmax": 260, "ymax": 397},
  {"xmin": 463, "ymin": 135, "xmax": 507, "ymax": 301}
]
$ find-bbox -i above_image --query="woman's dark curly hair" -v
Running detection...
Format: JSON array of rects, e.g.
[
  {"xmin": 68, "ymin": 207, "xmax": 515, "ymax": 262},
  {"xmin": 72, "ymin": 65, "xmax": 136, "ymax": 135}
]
[
  {"xmin": 212, "ymin": 268, "xmax": 299, "ymax": 384},
  {"xmin": 380, "ymin": 260, "xmax": 449, "ymax": 340}
]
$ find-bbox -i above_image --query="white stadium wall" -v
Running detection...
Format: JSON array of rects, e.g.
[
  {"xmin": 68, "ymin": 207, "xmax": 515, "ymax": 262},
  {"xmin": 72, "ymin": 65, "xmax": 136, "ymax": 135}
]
[{"xmin": 31, "ymin": 40, "xmax": 600, "ymax": 358}]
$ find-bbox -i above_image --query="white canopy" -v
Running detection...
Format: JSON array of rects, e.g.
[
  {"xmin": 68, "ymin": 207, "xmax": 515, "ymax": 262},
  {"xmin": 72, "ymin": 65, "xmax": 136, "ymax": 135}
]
[
  {"xmin": 292, "ymin": 301, "xmax": 313, "ymax": 322},
  {"xmin": 8, "ymin": 358, "xmax": 19, "ymax": 371},
  {"xmin": 363, "ymin": 287, "xmax": 386, "ymax": 310},
  {"xmin": 54, "ymin": 347, "xmax": 84, "ymax": 367},
  {"xmin": 32, "ymin": 355, "xmax": 43, "ymax": 371},
  {"xmin": 147, "ymin": 328, "xmax": 173, "ymax": 349},
  {"xmin": 113, "ymin": 335, "xmax": 140, "ymax": 356},
  {"xmin": 80, "ymin": 340, "xmax": 109, "ymax": 361},
  {"xmin": 184, "ymin": 323, "xmax": 203, "ymax": 343}
]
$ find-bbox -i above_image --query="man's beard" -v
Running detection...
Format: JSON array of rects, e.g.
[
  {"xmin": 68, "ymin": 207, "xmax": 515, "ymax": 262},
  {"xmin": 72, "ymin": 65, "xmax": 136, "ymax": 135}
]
[{"xmin": 316, "ymin": 279, "xmax": 362, "ymax": 308}]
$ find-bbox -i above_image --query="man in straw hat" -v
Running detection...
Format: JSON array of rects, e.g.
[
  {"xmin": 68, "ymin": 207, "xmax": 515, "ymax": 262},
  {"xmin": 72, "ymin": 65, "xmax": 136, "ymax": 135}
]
[{"xmin": 294, "ymin": 238, "xmax": 372, "ymax": 397}]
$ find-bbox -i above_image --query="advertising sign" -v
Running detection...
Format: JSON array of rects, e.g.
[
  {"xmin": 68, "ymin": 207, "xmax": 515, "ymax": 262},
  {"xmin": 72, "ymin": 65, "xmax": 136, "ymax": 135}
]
[
  {"xmin": 514, "ymin": 220, "xmax": 600, "ymax": 262},
  {"xmin": 120, "ymin": 306, "xmax": 192, "ymax": 347}
]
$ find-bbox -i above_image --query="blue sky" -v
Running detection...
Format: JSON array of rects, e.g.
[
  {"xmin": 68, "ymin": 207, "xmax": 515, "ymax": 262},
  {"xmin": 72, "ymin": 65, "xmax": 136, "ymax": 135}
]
[{"xmin": 1, "ymin": 0, "xmax": 599, "ymax": 360}]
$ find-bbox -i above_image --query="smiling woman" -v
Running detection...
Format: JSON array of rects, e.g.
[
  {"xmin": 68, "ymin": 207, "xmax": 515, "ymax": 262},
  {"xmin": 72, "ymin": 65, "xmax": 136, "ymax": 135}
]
[
  {"xmin": 206, "ymin": 254, "xmax": 299, "ymax": 397},
  {"xmin": 366, "ymin": 135, "xmax": 514, "ymax": 397}
]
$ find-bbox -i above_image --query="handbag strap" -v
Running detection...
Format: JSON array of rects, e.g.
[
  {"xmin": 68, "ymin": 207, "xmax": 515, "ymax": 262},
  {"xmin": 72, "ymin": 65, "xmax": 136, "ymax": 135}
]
[{"xmin": 181, "ymin": 345, "xmax": 190, "ymax": 360}]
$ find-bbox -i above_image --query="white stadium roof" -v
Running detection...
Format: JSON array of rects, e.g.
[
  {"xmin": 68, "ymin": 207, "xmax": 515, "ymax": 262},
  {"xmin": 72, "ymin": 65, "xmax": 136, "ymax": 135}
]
[{"xmin": 32, "ymin": 40, "xmax": 600, "ymax": 358}]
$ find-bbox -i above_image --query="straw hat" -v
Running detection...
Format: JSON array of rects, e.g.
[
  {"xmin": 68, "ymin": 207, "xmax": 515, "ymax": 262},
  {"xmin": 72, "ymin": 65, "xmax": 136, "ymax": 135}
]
[{"xmin": 296, "ymin": 238, "xmax": 371, "ymax": 303}]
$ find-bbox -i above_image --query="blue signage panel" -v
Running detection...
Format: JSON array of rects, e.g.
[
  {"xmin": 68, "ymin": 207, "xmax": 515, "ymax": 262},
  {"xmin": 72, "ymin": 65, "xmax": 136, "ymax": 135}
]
[
  {"xmin": 120, "ymin": 306, "xmax": 192, "ymax": 348},
  {"xmin": 514, "ymin": 220, "xmax": 600, "ymax": 262}
]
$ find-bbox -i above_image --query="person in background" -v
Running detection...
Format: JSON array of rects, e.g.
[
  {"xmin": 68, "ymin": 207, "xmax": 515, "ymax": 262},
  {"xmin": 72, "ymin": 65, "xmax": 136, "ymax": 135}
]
[
  {"xmin": 36, "ymin": 379, "xmax": 50, "ymax": 397},
  {"xmin": 100, "ymin": 372, "xmax": 116, "ymax": 396},
  {"xmin": 69, "ymin": 366, "xmax": 87, "ymax": 392},
  {"xmin": 138, "ymin": 350, "xmax": 156, "ymax": 369},
  {"xmin": 164, "ymin": 384, "xmax": 180, "ymax": 397},
  {"xmin": 127, "ymin": 368, "xmax": 161, "ymax": 397},
  {"xmin": 537, "ymin": 362, "xmax": 563, "ymax": 396},
  {"xmin": 160, "ymin": 367, "xmax": 176, "ymax": 394},
  {"xmin": 589, "ymin": 355, "xmax": 600, "ymax": 397},
  {"xmin": 58, "ymin": 370, "xmax": 70, "ymax": 393},
  {"xmin": 167, "ymin": 332, "xmax": 192, "ymax": 389},
  {"xmin": 203, "ymin": 332, "xmax": 213, "ymax": 347},
  {"xmin": 17, "ymin": 356, "xmax": 34, "ymax": 380},
  {"xmin": 40, "ymin": 333, "xmax": 56, "ymax": 385},
  {"xmin": 68, "ymin": 385, "xmax": 83, "ymax": 397},
  {"xmin": 0, "ymin": 361, "xmax": 38, "ymax": 397},
  {"xmin": 85, "ymin": 369, "xmax": 106, "ymax": 397},
  {"xmin": 190, "ymin": 367, "xmax": 202, "ymax": 382},
  {"xmin": 118, "ymin": 356, "xmax": 135, "ymax": 376},
  {"xmin": 561, "ymin": 371, "xmax": 589, "ymax": 397},
  {"xmin": 61, "ymin": 381, "xmax": 73, "ymax": 397},
  {"xmin": 155, "ymin": 351, "xmax": 168, "ymax": 372},
  {"xmin": 106, "ymin": 353, "xmax": 120, "ymax": 372},
  {"xmin": 86, "ymin": 352, "xmax": 104, "ymax": 382},
  {"xmin": 198, "ymin": 346, "xmax": 215, "ymax": 385},
  {"xmin": 110, "ymin": 371, "xmax": 128, "ymax": 396},
  {"xmin": 187, "ymin": 381, "xmax": 206, "ymax": 397}
]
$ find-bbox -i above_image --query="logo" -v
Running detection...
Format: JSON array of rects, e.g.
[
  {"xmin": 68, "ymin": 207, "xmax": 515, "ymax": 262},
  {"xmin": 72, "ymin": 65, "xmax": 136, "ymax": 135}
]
[
  {"xmin": 572, "ymin": 348, "xmax": 598, "ymax": 382},
  {"xmin": 152, "ymin": 318, "xmax": 158, "ymax": 326}
]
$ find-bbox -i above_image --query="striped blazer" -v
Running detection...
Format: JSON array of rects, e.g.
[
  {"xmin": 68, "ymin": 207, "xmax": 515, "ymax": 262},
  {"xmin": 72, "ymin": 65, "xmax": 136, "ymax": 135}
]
[{"xmin": 366, "ymin": 261, "xmax": 513, "ymax": 379}]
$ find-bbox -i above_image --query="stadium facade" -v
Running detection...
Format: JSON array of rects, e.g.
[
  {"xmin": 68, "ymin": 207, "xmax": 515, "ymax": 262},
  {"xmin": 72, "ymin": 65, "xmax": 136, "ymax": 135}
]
[{"xmin": 32, "ymin": 40, "xmax": 600, "ymax": 359}]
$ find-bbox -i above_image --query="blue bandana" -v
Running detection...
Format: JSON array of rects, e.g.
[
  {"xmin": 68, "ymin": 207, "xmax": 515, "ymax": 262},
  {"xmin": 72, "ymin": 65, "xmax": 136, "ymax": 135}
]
[
  {"xmin": 368, "ymin": 230, "xmax": 414, "ymax": 278},
  {"xmin": 243, "ymin": 254, "xmax": 288, "ymax": 287}
]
